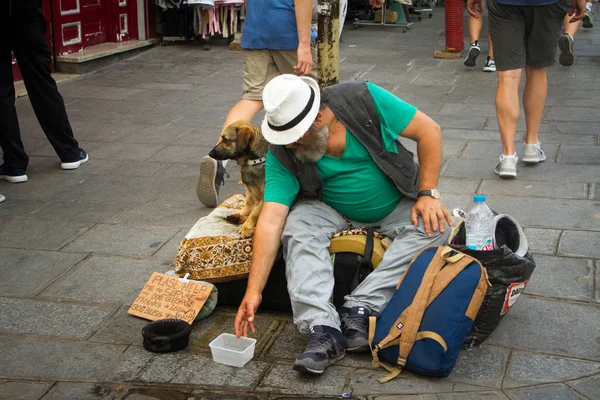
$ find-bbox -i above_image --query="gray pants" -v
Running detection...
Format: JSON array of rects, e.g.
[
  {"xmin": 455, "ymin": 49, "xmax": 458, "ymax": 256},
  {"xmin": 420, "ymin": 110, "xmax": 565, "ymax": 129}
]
[{"xmin": 281, "ymin": 198, "xmax": 451, "ymax": 334}]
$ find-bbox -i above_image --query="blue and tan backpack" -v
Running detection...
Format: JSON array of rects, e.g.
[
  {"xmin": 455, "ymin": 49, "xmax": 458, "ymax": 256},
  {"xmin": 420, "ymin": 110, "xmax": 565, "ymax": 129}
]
[{"xmin": 369, "ymin": 246, "xmax": 490, "ymax": 382}]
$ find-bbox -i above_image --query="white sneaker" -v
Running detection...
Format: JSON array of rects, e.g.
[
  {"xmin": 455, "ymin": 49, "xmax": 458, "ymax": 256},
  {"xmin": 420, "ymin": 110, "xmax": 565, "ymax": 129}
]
[
  {"xmin": 522, "ymin": 142, "xmax": 546, "ymax": 163},
  {"xmin": 0, "ymin": 194, "xmax": 5, "ymax": 203},
  {"xmin": 494, "ymin": 154, "xmax": 518, "ymax": 178},
  {"xmin": 483, "ymin": 57, "xmax": 496, "ymax": 72}
]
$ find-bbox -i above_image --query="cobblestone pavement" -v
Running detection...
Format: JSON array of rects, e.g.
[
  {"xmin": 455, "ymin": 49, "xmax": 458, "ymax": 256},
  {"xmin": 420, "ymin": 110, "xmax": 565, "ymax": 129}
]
[{"xmin": 1, "ymin": 8, "xmax": 599, "ymax": 400}]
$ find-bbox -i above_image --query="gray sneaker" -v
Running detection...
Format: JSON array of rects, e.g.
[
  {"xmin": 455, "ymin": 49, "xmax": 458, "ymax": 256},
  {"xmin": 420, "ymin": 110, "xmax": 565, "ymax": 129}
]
[
  {"xmin": 558, "ymin": 33, "xmax": 574, "ymax": 67},
  {"xmin": 0, "ymin": 194, "xmax": 5, "ymax": 203},
  {"xmin": 340, "ymin": 306, "xmax": 371, "ymax": 352},
  {"xmin": 196, "ymin": 156, "xmax": 228, "ymax": 208},
  {"xmin": 522, "ymin": 142, "xmax": 546, "ymax": 164},
  {"xmin": 582, "ymin": 9, "xmax": 594, "ymax": 28},
  {"xmin": 293, "ymin": 325, "xmax": 346, "ymax": 375},
  {"xmin": 494, "ymin": 155, "xmax": 518, "ymax": 178}
]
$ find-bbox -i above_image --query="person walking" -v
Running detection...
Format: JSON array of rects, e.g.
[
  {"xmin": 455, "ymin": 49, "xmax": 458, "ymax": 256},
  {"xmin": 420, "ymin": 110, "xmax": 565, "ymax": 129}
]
[
  {"xmin": 0, "ymin": 0, "xmax": 88, "ymax": 184},
  {"xmin": 464, "ymin": 3, "xmax": 496, "ymax": 72},
  {"xmin": 467, "ymin": 0, "xmax": 586, "ymax": 178}
]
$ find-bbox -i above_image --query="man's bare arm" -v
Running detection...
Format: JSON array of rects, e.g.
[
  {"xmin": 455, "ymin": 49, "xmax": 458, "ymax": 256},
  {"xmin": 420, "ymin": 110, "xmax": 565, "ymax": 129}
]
[
  {"xmin": 234, "ymin": 202, "xmax": 289, "ymax": 337},
  {"xmin": 400, "ymin": 110, "xmax": 452, "ymax": 235}
]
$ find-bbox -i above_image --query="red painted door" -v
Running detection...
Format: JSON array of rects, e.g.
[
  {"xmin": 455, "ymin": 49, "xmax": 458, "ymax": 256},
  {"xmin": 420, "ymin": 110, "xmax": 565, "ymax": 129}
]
[
  {"xmin": 52, "ymin": 0, "xmax": 139, "ymax": 56},
  {"xmin": 111, "ymin": 0, "xmax": 138, "ymax": 42},
  {"xmin": 52, "ymin": 0, "xmax": 110, "ymax": 55}
]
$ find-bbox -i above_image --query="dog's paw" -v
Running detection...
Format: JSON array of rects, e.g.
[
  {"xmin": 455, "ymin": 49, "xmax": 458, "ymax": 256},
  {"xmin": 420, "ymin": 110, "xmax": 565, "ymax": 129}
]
[{"xmin": 239, "ymin": 224, "xmax": 256, "ymax": 238}]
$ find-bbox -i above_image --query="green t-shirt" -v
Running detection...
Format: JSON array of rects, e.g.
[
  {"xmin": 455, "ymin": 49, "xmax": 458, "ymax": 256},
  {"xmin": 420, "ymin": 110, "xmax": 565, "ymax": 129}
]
[{"xmin": 264, "ymin": 82, "xmax": 418, "ymax": 223}]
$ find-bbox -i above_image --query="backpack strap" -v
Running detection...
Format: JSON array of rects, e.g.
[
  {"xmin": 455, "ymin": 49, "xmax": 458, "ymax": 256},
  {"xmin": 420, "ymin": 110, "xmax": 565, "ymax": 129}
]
[{"xmin": 374, "ymin": 246, "xmax": 476, "ymax": 383}]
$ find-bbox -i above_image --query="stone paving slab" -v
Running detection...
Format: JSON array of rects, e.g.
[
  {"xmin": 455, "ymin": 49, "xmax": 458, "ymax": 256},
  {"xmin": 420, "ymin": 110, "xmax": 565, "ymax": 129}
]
[
  {"xmin": 108, "ymin": 346, "xmax": 269, "ymax": 388},
  {"xmin": 503, "ymin": 351, "xmax": 600, "ymax": 389},
  {"xmin": 486, "ymin": 296, "xmax": 600, "ymax": 360},
  {"xmin": 449, "ymin": 346, "xmax": 510, "ymax": 389},
  {"xmin": 522, "ymin": 255, "xmax": 594, "ymax": 301},
  {"xmin": 0, "ymin": 217, "xmax": 91, "ymax": 251},
  {"xmin": 504, "ymin": 383, "xmax": 585, "ymax": 400},
  {"xmin": 28, "ymin": 200, "xmax": 133, "ymax": 223},
  {"xmin": 557, "ymin": 145, "xmax": 600, "ymax": 165},
  {"xmin": 0, "ymin": 381, "xmax": 52, "ymax": 400},
  {"xmin": 441, "ymin": 194, "xmax": 600, "ymax": 231},
  {"xmin": 62, "ymin": 223, "xmax": 179, "ymax": 256},
  {"xmin": 478, "ymin": 179, "xmax": 587, "ymax": 199},
  {"xmin": 559, "ymin": 231, "xmax": 600, "ymax": 259},
  {"xmin": 0, "ymin": 248, "xmax": 86, "ymax": 297},
  {"xmin": 51, "ymin": 175, "xmax": 178, "ymax": 205},
  {"xmin": 0, "ymin": 298, "xmax": 116, "ymax": 339},
  {"xmin": 40, "ymin": 382, "xmax": 119, "ymax": 400},
  {"xmin": 566, "ymin": 374, "xmax": 600, "ymax": 399},
  {"xmin": 443, "ymin": 158, "xmax": 600, "ymax": 182},
  {"xmin": 438, "ymin": 392, "xmax": 509, "ymax": 400},
  {"xmin": 0, "ymin": 335, "xmax": 125, "ymax": 381},
  {"xmin": 39, "ymin": 255, "xmax": 174, "ymax": 305},
  {"xmin": 347, "ymin": 368, "xmax": 455, "ymax": 396},
  {"xmin": 257, "ymin": 362, "xmax": 352, "ymax": 396}
]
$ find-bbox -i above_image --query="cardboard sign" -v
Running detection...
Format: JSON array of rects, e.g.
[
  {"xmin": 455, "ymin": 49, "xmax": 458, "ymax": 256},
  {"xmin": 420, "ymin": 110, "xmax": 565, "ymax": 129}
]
[{"xmin": 128, "ymin": 272, "xmax": 211, "ymax": 325}]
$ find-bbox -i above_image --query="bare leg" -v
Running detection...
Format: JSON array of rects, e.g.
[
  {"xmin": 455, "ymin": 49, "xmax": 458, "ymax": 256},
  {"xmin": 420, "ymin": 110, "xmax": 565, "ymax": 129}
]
[
  {"xmin": 487, "ymin": 34, "xmax": 494, "ymax": 59},
  {"xmin": 468, "ymin": 15, "xmax": 483, "ymax": 44},
  {"xmin": 522, "ymin": 65, "xmax": 547, "ymax": 145},
  {"xmin": 496, "ymin": 69, "xmax": 522, "ymax": 156},
  {"xmin": 563, "ymin": 12, "xmax": 582, "ymax": 38}
]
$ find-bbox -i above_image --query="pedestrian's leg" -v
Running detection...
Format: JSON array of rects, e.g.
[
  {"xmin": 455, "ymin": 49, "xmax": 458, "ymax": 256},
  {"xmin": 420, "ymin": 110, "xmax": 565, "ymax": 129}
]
[
  {"xmin": 488, "ymin": 34, "xmax": 494, "ymax": 59},
  {"xmin": 12, "ymin": 15, "xmax": 80, "ymax": 164},
  {"xmin": 0, "ymin": 32, "xmax": 29, "ymax": 171},
  {"xmin": 464, "ymin": 16, "xmax": 482, "ymax": 67},
  {"xmin": 522, "ymin": 65, "xmax": 546, "ymax": 146},
  {"xmin": 468, "ymin": 14, "xmax": 483, "ymax": 44},
  {"xmin": 496, "ymin": 69, "xmax": 522, "ymax": 157},
  {"xmin": 521, "ymin": 65, "xmax": 548, "ymax": 163},
  {"xmin": 281, "ymin": 201, "xmax": 350, "ymax": 334}
]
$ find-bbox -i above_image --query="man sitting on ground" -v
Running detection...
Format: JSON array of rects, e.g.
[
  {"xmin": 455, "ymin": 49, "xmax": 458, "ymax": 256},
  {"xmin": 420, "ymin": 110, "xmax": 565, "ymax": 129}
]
[{"xmin": 233, "ymin": 74, "xmax": 452, "ymax": 375}]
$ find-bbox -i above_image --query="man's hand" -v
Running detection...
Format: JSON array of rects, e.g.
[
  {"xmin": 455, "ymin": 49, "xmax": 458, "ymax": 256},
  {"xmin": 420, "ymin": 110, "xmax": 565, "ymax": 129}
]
[
  {"xmin": 568, "ymin": 0, "xmax": 587, "ymax": 22},
  {"xmin": 369, "ymin": 0, "xmax": 385, "ymax": 9},
  {"xmin": 234, "ymin": 290, "xmax": 262, "ymax": 338},
  {"xmin": 411, "ymin": 197, "xmax": 452, "ymax": 236},
  {"xmin": 294, "ymin": 43, "xmax": 312, "ymax": 76},
  {"xmin": 467, "ymin": 0, "xmax": 483, "ymax": 18}
]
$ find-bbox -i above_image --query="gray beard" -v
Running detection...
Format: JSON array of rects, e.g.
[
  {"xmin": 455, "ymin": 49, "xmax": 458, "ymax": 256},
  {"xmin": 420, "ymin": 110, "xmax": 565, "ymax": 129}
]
[{"xmin": 293, "ymin": 125, "xmax": 329, "ymax": 164}]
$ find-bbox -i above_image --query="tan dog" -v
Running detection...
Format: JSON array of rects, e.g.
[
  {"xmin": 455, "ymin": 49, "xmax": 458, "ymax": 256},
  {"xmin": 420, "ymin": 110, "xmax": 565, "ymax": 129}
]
[{"xmin": 208, "ymin": 120, "xmax": 268, "ymax": 238}]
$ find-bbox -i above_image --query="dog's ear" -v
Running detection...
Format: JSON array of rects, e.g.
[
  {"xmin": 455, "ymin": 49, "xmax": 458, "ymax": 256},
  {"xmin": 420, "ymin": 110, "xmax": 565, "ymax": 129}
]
[{"xmin": 235, "ymin": 123, "xmax": 255, "ymax": 154}]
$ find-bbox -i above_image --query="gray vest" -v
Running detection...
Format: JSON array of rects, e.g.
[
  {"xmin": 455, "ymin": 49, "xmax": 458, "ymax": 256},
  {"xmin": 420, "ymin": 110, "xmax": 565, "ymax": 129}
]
[{"xmin": 269, "ymin": 81, "xmax": 419, "ymax": 203}]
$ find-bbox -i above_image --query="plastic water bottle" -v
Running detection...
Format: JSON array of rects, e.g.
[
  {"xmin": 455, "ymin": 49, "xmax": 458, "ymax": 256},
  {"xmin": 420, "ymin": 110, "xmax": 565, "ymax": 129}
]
[{"xmin": 465, "ymin": 195, "xmax": 495, "ymax": 251}]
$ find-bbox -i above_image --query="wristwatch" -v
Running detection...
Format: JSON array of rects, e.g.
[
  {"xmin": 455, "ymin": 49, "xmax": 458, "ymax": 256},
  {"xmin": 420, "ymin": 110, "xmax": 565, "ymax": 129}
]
[{"xmin": 417, "ymin": 188, "xmax": 440, "ymax": 199}]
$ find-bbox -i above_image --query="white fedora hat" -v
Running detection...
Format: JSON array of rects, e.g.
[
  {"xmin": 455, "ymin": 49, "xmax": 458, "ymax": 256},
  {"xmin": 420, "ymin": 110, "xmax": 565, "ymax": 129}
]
[{"xmin": 261, "ymin": 74, "xmax": 321, "ymax": 145}]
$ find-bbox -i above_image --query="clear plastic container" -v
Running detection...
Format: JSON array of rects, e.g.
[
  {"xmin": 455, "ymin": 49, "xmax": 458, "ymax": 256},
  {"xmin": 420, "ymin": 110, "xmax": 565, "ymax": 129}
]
[
  {"xmin": 209, "ymin": 333, "xmax": 256, "ymax": 367},
  {"xmin": 465, "ymin": 195, "xmax": 495, "ymax": 251}
]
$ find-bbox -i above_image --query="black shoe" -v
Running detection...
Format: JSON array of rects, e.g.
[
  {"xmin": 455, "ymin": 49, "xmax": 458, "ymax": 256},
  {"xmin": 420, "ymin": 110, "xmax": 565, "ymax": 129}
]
[
  {"xmin": 293, "ymin": 325, "xmax": 346, "ymax": 375},
  {"xmin": 340, "ymin": 306, "xmax": 371, "ymax": 352}
]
